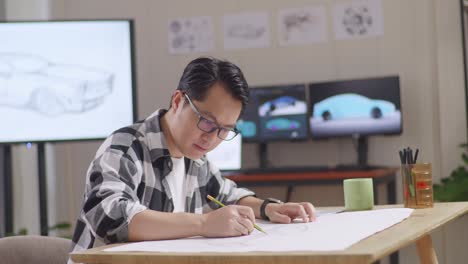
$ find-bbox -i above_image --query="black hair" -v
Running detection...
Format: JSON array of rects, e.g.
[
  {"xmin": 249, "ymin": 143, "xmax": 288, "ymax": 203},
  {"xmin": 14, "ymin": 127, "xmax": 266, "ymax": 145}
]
[{"xmin": 174, "ymin": 57, "xmax": 249, "ymax": 116}]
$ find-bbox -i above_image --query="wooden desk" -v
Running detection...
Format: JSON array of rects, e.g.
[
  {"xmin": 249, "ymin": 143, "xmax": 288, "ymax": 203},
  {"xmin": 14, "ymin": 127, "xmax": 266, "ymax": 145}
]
[
  {"xmin": 225, "ymin": 168, "xmax": 399, "ymax": 264},
  {"xmin": 225, "ymin": 168, "xmax": 398, "ymax": 204},
  {"xmin": 71, "ymin": 202, "xmax": 468, "ymax": 264}
]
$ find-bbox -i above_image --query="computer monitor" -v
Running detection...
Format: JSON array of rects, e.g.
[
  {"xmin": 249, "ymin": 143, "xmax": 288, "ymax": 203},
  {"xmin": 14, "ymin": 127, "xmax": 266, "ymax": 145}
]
[
  {"xmin": 237, "ymin": 84, "xmax": 309, "ymax": 142},
  {"xmin": 308, "ymin": 76, "xmax": 402, "ymax": 138},
  {"xmin": 0, "ymin": 20, "xmax": 136, "ymax": 143},
  {"xmin": 206, "ymin": 135, "xmax": 242, "ymax": 171}
]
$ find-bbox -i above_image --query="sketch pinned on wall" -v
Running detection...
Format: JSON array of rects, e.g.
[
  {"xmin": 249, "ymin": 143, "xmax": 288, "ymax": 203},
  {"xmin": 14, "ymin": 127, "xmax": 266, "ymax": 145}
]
[
  {"xmin": 0, "ymin": 53, "xmax": 113, "ymax": 116},
  {"xmin": 223, "ymin": 12, "xmax": 270, "ymax": 50},
  {"xmin": 333, "ymin": 0, "xmax": 383, "ymax": 40},
  {"xmin": 278, "ymin": 6, "xmax": 328, "ymax": 46},
  {"xmin": 168, "ymin": 16, "xmax": 214, "ymax": 54}
]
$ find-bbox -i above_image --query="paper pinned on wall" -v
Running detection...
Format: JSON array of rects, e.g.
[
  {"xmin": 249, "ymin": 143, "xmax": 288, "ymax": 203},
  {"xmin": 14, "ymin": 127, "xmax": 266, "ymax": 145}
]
[
  {"xmin": 223, "ymin": 11, "xmax": 270, "ymax": 50},
  {"xmin": 333, "ymin": 0, "xmax": 384, "ymax": 40},
  {"xmin": 278, "ymin": 6, "xmax": 328, "ymax": 46},
  {"xmin": 105, "ymin": 208, "xmax": 413, "ymax": 253},
  {"xmin": 168, "ymin": 16, "xmax": 214, "ymax": 54}
]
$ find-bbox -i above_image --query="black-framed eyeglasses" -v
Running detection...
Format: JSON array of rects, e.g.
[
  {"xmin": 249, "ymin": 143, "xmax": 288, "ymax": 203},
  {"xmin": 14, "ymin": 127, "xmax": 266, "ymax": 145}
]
[{"xmin": 184, "ymin": 93, "xmax": 239, "ymax": 141}]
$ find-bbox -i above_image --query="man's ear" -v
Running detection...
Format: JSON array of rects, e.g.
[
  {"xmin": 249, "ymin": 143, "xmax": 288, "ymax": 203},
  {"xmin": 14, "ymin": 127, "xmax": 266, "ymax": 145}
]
[{"xmin": 171, "ymin": 90, "xmax": 184, "ymax": 112}]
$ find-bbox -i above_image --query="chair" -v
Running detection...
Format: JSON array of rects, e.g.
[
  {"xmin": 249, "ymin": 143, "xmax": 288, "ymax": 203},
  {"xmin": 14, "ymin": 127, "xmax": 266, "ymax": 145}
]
[{"xmin": 0, "ymin": 235, "xmax": 71, "ymax": 264}]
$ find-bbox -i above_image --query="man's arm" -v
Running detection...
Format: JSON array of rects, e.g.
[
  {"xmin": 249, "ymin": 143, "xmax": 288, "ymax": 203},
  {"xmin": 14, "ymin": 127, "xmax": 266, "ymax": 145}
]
[
  {"xmin": 128, "ymin": 205, "xmax": 257, "ymax": 241},
  {"xmin": 238, "ymin": 196, "xmax": 317, "ymax": 223}
]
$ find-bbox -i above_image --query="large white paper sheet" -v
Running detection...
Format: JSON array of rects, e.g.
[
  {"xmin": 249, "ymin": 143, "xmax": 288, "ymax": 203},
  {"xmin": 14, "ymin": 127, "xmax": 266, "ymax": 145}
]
[{"xmin": 105, "ymin": 208, "xmax": 413, "ymax": 253}]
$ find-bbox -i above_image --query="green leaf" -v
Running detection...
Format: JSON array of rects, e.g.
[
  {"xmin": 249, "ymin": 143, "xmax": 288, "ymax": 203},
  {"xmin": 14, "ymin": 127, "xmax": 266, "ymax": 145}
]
[
  {"xmin": 48, "ymin": 222, "xmax": 71, "ymax": 231},
  {"xmin": 17, "ymin": 228, "xmax": 28, "ymax": 235}
]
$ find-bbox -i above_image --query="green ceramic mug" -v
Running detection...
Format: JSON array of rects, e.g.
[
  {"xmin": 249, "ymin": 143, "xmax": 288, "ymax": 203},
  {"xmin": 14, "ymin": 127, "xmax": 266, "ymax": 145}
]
[{"xmin": 343, "ymin": 178, "xmax": 374, "ymax": 211}]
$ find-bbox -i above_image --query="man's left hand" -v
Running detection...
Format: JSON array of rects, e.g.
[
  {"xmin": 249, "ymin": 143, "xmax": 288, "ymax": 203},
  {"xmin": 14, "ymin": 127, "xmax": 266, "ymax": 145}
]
[{"xmin": 265, "ymin": 202, "xmax": 316, "ymax": 223}]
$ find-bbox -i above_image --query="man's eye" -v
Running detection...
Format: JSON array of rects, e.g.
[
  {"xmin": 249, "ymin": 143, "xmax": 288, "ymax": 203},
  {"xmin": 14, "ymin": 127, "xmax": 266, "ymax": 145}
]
[{"xmin": 201, "ymin": 118, "xmax": 216, "ymax": 127}]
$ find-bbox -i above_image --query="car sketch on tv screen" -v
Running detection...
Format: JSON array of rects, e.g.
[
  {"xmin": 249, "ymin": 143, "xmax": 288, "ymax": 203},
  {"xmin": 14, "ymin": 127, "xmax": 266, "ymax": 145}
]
[{"xmin": 0, "ymin": 53, "xmax": 113, "ymax": 116}]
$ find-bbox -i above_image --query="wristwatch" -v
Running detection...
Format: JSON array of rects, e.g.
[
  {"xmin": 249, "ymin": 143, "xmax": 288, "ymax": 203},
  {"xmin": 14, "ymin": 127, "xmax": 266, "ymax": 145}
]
[{"xmin": 260, "ymin": 198, "xmax": 282, "ymax": 221}]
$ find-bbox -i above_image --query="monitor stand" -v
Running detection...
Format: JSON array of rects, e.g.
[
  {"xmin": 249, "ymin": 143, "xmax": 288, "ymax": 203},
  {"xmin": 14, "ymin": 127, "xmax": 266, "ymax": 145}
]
[
  {"xmin": 354, "ymin": 134, "xmax": 369, "ymax": 168},
  {"xmin": 1, "ymin": 145, "xmax": 13, "ymax": 236},
  {"xmin": 37, "ymin": 143, "xmax": 49, "ymax": 236},
  {"xmin": 257, "ymin": 136, "xmax": 369, "ymax": 170},
  {"xmin": 259, "ymin": 143, "xmax": 269, "ymax": 169}
]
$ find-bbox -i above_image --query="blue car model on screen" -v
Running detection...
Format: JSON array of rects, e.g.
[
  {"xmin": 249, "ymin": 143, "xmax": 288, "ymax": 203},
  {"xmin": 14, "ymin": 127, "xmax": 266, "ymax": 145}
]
[
  {"xmin": 236, "ymin": 120, "xmax": 256, "ymax": 138},
  {"xmin": 265, "ymin": 118, "xmax": 301, "ymax": 131},
  {"xmin": 313, "ymin": 93, "xmax": 396, "ymax": 121}
]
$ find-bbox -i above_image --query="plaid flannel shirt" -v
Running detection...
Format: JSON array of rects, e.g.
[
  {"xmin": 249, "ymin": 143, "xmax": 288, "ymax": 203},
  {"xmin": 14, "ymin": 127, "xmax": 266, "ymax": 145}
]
[{"xmin": 68, "ymin": 109, "xmax": 255, "ymax": 263}]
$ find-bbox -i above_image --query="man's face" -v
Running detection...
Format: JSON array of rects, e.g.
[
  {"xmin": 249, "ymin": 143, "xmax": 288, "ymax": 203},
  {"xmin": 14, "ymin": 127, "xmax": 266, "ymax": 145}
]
[{"xmin": 171, "ymin": 83, "xmax": 242, "ymax": 160}]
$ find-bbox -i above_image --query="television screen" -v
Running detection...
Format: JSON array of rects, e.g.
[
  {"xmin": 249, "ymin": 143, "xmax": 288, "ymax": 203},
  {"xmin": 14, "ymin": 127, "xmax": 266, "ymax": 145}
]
[
  {"xmin": 0, "ymin": 20, "xmax": 136, "ymax": 143},
  {"xmin": 309, "ymin": 76, "xmax": 402, "ymax": 138},
  {"xmin": 237, "ymin": 84, "xmax": 308, "ymax": 142},
  {"xmin": 206, "ymin": 135, "xmax": 242, "ymax": 171},
  {"xmin": 236, "ymin": 88, "xmax": 260, "ymax": 142}
]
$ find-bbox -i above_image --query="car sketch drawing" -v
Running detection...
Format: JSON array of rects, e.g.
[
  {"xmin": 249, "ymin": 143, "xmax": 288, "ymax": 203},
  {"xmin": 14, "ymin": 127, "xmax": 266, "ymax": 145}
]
[{"xmin": 0, "ymin": 53, "xmax": 114, "ymax": 116}]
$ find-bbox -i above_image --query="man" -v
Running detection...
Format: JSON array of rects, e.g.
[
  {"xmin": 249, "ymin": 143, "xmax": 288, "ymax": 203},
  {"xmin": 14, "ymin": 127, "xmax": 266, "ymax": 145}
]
[{"xmin": 68, "ymin": 57, "xmax": 316, "ymax": 262}]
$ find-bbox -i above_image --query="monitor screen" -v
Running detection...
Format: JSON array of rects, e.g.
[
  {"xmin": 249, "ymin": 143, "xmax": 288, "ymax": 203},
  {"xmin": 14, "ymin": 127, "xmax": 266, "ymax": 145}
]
[
  {"xmin": 237, "ymin": 84, "xmax": 308, "ymax": 142},
  {"xmin": 206, "ymin": 135, "xmax": 242, "ymax": 171},
  {"xmin": 308, "ymin": 76, "xmax": 402, "ymax": 138},
  {"xmin": 0, "ymin": 20, "xmax": 136, "ymax": 143}
]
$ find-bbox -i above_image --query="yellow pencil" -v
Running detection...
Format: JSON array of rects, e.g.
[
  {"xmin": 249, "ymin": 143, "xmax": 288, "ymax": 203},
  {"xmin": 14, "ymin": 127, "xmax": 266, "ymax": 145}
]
[{"xmin": 207, "ymin": 195, "xmax": 267, "ymax": 234}]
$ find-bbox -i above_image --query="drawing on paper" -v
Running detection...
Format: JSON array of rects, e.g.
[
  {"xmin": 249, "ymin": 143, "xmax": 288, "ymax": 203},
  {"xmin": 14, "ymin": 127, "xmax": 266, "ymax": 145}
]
[
  {"xmin": 333, "ymin": 0, "xmax": 384, "ymax": 40},
  {"xmin": 227, "ymin": 24, "xmax": 265, "ymax": 40},
  {"xmin": 0, "ymin": 53, "xmax": 113, "ymax": 116},
  {"xmin": 204, "ymin": 223, "xmax": 311, "ymax": 247},
  {"xmin": 278, "ymin": 7, "xmax": 327, "ymax": 45},
  {"xmin": 168, "ymin": 16, "xmax": 214, "ymax": 54},
  {"xmin": 223, "ymin": 12, "xmax": 270, "ymax": 49},
  {"xmin": 342, "ymin": 6, "xmax": 373, "ymax": 35}
]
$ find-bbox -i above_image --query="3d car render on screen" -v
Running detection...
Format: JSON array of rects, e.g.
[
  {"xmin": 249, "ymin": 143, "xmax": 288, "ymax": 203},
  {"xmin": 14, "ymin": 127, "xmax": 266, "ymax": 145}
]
[{"xmin": 309, "ymin": 76, "xmax": 402, "ymax": 138}]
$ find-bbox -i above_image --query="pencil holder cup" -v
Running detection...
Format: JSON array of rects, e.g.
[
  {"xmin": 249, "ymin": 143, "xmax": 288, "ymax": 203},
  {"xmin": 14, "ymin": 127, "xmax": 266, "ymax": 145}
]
[
  {"xmin": 343, "ymin": 178, "xmax": 374, "ymax": 211},
  {"xmin": 401, "ymin": 163, "xmax": 433, "ymax": 209}
]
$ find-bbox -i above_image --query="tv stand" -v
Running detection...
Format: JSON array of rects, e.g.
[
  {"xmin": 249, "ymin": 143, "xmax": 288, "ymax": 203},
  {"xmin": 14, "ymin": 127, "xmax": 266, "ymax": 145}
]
[
  {"xmin": 353, "ymin": 134, "xmax": 369, "ymax": 167},
  {"xmin": 258, "ymin": 143, "xmax": 269, "ymax": 169}
]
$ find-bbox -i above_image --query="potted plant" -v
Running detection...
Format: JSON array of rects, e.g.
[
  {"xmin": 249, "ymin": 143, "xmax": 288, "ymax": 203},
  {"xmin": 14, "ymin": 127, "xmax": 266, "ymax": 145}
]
[{"xmin": 433, "ymin": 143, "xmax": 468, "ymax": 202}]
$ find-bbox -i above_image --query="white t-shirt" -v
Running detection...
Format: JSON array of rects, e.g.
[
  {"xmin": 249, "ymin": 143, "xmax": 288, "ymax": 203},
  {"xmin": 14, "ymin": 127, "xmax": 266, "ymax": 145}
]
[{"xmin": 166, "ymin": 157, "xmax": 186, "ymax": 213}]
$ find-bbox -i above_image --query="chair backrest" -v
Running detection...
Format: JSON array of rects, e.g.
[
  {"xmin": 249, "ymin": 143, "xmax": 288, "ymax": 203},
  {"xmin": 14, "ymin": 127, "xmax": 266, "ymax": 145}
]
[{"xmin": 0, "ymin": 235, "xmax": 71, "ymax": 264}]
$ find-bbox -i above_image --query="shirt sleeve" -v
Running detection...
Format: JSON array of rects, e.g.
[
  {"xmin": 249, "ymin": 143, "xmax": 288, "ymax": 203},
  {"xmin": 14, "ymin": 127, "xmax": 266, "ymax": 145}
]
[
  {"xmin": 81, "ymin": 145, "xmax": 147, "ymax": 244},
  {"xmin": 206, "ymin": 160, "xmax": 255, "ymax": 206}
]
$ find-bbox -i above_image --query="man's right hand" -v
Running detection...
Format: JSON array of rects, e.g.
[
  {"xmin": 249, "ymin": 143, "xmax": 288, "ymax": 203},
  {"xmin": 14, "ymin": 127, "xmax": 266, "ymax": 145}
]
[{"xmin": 201, "ymin": 205, "xmax": 256, "ymax": 237}]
